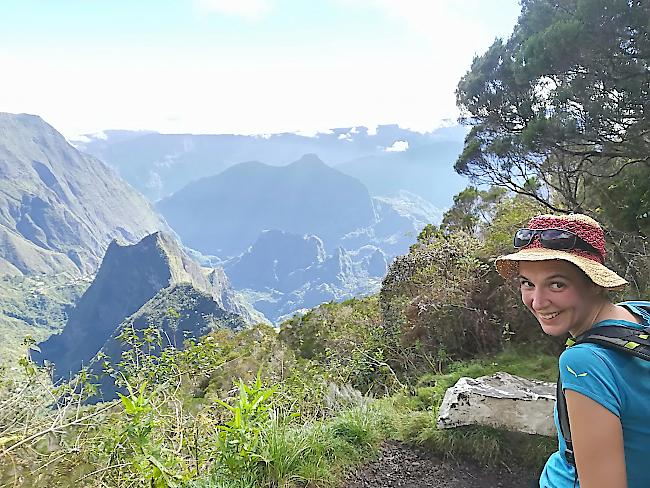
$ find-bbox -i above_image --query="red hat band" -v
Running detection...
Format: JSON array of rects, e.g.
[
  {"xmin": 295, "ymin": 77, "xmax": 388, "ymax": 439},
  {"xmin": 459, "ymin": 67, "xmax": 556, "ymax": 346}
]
[{"xmin": 524, "ymin": 216, "xmax": 606, "ymax": 264}]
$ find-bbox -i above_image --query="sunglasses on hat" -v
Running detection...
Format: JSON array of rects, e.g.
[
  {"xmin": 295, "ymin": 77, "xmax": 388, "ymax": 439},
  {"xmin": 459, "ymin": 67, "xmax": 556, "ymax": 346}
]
[{"xmin": 513, "ymin": 228, "xmax": 601, "ymax": 256}]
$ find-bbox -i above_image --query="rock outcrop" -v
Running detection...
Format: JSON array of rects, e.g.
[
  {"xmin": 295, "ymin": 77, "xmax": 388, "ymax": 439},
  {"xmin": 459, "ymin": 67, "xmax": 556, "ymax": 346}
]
[
  {"xmin": 0, "ymin": 112, "xmax": 166, "ymax": 276},
  {"xmin": 225, "ymin": 230, "xmax": 327, "ymax": 291},
  {"xmin": 436, "ymin": 372, "xmax": 556, "ymax": 437},
  {"xmin": 33, "ymin": 232, "xmax": 255, "ymax": 380}
]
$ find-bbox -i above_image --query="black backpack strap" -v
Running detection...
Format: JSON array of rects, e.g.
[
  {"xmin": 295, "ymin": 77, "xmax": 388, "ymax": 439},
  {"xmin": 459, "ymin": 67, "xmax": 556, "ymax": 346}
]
[
  {"xmin": 556, "ymin": 375, "xmax": 575, "ymax": 466},
  {"xmin": 572, "ymin": 325, "xmax": 650, "ymax": 360}
]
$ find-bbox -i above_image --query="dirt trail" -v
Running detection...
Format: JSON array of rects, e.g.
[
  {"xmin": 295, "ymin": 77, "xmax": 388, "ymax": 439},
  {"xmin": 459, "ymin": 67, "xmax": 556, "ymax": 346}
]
[{"xmin": 344, "ymin": 441, "xmax": 538, "ymax": 488}]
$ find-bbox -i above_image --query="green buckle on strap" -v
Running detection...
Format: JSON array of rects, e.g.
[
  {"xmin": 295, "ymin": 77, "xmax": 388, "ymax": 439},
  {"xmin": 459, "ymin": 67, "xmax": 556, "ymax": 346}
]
[
  {"xmin": 566, "ymin": 338, "xmax": 576, "ymax": 347},
  {"xmin": 625, "ymin": 341, "xmax": 640, "ymax": 350}
]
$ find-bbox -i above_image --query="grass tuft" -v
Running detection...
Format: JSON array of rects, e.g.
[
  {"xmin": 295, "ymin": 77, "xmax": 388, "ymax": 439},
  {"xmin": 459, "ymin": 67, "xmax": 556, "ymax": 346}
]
[{"xmin": 193, "ymin": 405, "xmax": 392, "ymax": 488}]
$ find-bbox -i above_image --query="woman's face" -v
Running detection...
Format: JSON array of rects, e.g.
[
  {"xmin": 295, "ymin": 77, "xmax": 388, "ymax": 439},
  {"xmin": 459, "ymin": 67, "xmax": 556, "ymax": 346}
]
[{"xmin": 518, "ymin": 260, "xmax": 602, "ymax": 337}]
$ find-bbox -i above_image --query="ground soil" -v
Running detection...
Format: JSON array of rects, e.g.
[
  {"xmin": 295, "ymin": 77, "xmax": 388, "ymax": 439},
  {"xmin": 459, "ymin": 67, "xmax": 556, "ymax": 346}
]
[{"xmin": 343, "ymin": 441, "xmax": 537, "ymax": 488}]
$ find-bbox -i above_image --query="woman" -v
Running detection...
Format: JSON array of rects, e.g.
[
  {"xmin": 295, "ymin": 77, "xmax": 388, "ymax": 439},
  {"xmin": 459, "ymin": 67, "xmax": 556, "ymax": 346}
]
[{"xmin": 495, "ymin": 213, "xmax": 650, "ymax": 488}]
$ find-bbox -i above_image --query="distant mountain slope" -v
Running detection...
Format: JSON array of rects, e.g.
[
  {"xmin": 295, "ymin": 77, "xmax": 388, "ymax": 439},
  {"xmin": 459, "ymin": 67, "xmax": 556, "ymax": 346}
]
[
  {"xmin": 72, "ymin": 124, "xmax": 467, "ymax": 201},
  {"xmin": 323, "ymin": 191, "xmax": 444, "ymax": 258},
  {"xmin": 224, "ymin": 230, "xmax": 386, "ymax": 322},
  {"xmin": 154, "ymin": 157, "xmax": 444, "ymax": 322},
  {"xmin": 0, "ymin": 113, "xmax": 166, "ymax": 275},
  {"xmin": 157, "ymin": 154, "xmax": 376, "ymax": 258},
  {"xmin": 224, "ymin": 230, "xmax": 328, "ymax": 291},
  {"xmin": 334, "ymin": 141, "xmax": 467, "ymax": 205},
  {"xmin": 0, "ymin": 226, "xmax": 79, "ymax": 276},
  {"xmin": 32, "ymin": 232, "xmax": 255, "ymax": 381}
]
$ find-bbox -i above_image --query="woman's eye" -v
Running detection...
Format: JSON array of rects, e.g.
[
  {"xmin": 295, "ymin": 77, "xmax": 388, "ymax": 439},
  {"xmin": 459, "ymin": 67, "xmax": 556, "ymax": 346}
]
[
  {"xmin": 550, "ymin": 282, "xmax": 566, "ymax": 290},
  {"xmin": 519, "ymin": 280, "xmax": 533, "ymax": 289}
]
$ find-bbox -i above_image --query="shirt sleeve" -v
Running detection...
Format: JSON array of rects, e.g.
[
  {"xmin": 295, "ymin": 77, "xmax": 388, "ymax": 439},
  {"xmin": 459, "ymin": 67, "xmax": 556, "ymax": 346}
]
[{"xmin": 559, "ymin": 345, "xmax": 622, "ymax": 418}]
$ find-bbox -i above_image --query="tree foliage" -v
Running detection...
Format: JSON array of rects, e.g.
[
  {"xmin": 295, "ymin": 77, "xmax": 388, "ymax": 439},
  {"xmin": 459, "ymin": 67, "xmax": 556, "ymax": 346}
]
[
  {"xmin": 441, "ymin": 186, "xmax": 508, "ymax": 236},
  {"xmin": 456, "ymin": 0, "xmax": 650, "ymax": 213}
]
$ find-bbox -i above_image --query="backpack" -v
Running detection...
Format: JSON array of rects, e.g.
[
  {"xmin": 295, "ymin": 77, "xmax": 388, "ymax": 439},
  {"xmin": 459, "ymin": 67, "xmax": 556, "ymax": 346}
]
[{"xmin": 557, "ymin": 301, "xmax": 650, "ymax": 468}]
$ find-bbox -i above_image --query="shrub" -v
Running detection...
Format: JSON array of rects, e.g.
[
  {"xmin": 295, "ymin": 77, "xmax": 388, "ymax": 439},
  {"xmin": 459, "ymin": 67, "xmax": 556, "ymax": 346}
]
[
  {"xmin": 279, "ymin": 297, "xmax": 402, "ymax": 395},
  {"xmin": 380, "ymin": 230, "xmax": 503, "ymax": 367}
]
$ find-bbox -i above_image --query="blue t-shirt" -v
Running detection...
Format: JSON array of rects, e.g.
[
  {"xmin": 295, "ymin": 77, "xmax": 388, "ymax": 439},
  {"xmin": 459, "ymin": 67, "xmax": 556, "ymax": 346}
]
[{"xmin": 540, "ymin": 303, "xmax": 650, "ymax": 488}]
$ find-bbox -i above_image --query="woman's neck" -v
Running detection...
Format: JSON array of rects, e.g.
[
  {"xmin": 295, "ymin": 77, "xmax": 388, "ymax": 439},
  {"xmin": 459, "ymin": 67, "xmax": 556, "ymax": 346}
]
[
  {"xmin": 570, "ymin": 301, "xmax": 641, "ymax": 337},
  {"xmin": 570, "ymin": 298, "xmax": 610, "ymax": 337}
]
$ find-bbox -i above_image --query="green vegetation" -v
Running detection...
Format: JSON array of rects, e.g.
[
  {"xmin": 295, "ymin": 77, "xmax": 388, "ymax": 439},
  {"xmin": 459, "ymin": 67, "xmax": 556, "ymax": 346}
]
[
  {"xmin": 1, "ymin": 186, "xmax": 623, "ymax": 486},
  {"xmin": 456, "ymin": 0, "xmax": 649, "ymax": 212},
  {"xmin": 0, "ymin": 186, "xmax": 608, "ymax": 486},
  {"xmin": 0, "ymin": 273, "xmax": 90, "ymax": 368},
  {"xmin": 0, "ymin": 312, "xmax": 557, "ymax": 488},
  {"xmin": 0, "ymin": 319, "xmax": 390, "ymax": 488}
]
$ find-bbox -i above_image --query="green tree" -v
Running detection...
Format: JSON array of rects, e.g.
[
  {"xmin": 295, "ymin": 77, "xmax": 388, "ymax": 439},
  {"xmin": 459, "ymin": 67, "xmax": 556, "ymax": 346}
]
[
  {"xmin": 455, "ymin": 0, "xmax": 650, "ymax": 212},
  {"xmin": 441, "ymin": 186, "xmax": 508, "ymax": 236}
]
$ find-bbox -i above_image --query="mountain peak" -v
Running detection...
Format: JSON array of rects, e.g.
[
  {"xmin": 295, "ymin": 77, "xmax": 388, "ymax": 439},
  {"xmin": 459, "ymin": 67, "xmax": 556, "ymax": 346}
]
[
  {"xmin": 0, "ymin": 112, "xmax": 46, "ymax": 125},
  {"xmin": 33, "ymin": 231, "xmax": 253, "ymax": 380},
  {"xmin": 157, "ymin": 155, "xmax": 374, "ymax": 258},
  {"xmin": 291, "ymin": 153, "xmax": 325, "ymax": 167}
]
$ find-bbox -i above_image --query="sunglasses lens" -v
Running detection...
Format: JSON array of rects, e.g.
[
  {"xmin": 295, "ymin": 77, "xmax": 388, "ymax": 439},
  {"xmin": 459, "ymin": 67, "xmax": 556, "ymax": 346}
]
[
  {"xmin": 540, "ymin": 229, "xmax": 576, "ymax": 249},
  {"xmin": 514, "ymin": 229, "xmax": 536, "ymax": 247}
]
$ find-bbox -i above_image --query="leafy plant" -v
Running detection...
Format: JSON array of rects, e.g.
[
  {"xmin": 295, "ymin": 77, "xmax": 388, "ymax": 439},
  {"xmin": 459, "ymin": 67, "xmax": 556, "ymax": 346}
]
[{"xmin": 213, "ymin": 373, "xmax": 276, "ymax": 475}]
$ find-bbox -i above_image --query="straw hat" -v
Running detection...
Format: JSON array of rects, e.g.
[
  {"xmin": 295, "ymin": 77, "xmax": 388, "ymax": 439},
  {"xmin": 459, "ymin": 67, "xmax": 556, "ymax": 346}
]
[{"xmin": 496, "ymin": 214, "xmax": 628, "ymax": 290}]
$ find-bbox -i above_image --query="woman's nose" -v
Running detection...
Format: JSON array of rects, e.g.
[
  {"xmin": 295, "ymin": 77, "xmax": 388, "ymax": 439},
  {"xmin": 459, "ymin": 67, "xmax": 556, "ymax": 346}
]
[{"xmin": 531, "ymin": 288, "xmax": 551, "ymax": 310}]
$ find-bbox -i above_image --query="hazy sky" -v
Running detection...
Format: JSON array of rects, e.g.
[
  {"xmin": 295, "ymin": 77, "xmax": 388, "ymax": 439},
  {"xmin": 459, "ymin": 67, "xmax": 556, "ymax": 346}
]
[{"xmin": 0, "ymin": 0, "xmax": 520, "ymax": 138}]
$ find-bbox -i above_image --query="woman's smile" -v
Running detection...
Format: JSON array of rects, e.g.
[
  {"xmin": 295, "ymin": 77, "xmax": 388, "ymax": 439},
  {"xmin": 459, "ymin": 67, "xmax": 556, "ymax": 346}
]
[{"xmin": 538, "ymin": 311, "xmax": 561, "ymax": 321}]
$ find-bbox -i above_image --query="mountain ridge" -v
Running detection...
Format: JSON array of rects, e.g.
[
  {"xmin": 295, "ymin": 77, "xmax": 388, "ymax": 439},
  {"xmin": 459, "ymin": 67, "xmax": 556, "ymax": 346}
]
[
  {"xmin": 72, "ymin": 124, "xmax": 468, "ymax": 201},
  {"xmin": 0, "ymin": 112, "xmax": 167, "ymax": 276}
]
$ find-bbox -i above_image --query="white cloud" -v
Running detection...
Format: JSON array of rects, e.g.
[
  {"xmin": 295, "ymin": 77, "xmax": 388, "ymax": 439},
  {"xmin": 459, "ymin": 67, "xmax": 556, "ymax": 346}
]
[
  {"xmin": 295, "ymin": 129, "xmax": 326, "ymax": 138},
  {"xmin": 336, "ymin": 127, "xmax": 363, "ymax": 141},
  {"xmin": 385, "ymin": 140, "xmax": 409, "ymax": 152},
  {"xmin": 71, "ymin": 134, "xmax": 91, "ymax": 143},
  {"xmin": 195, "ymin": 0, "xmax": 273, "ymax": 21}
]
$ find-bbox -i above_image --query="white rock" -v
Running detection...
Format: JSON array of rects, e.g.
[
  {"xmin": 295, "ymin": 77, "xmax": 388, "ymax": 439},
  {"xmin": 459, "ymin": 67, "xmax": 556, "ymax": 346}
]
[{"xmin": 436, "ymin": 372, "xmax": 556, "ymax": 437}]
